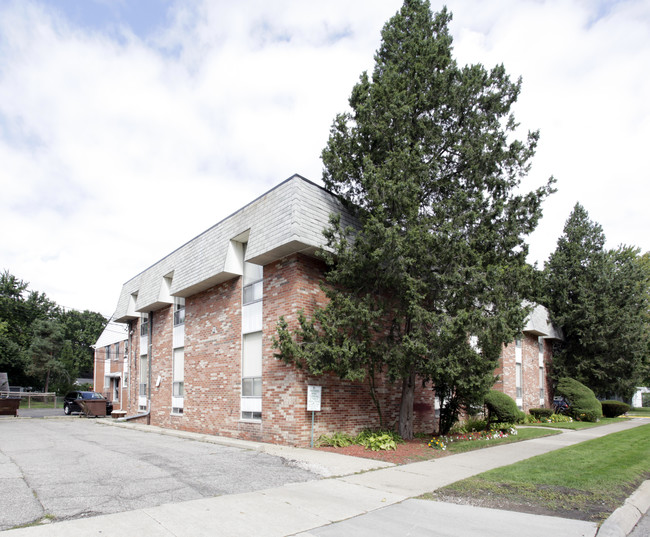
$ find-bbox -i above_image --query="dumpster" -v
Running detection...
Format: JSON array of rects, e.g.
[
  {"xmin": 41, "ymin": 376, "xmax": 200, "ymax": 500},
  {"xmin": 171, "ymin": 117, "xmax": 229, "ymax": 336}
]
[
  {"xmin": 0, "ymin": 397, "xmax": 20, "ymax": 416},
  {"xmin": 77, "ymin": 398, "xmax": 107, "ymax": 417}
]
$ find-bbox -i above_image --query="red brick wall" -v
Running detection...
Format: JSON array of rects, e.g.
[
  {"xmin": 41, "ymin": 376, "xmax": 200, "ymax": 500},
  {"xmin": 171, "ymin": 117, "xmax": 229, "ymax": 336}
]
[
  {"xmin": 123, "ymin": 253, "xmax": 437, "ymax": 446},
  {"xmin": 260, "ymin": 254, "xmax": 436, "ymax": 445},
  {"xmin": 93, "ymin": 341, "xmax": 128, "ymax": 411},
  {"xmin": 496, "ymin": 333, "xmax": 553, "ymax": 412}
]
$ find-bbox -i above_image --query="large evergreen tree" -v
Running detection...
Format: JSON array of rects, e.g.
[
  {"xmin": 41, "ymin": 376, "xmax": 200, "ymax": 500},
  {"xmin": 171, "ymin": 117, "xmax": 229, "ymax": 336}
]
[
  {"xmin": 544, "ymin": 204, "xmax": 649, "ymax": 399},
  {"xmin": 274, "ymin": 0, "xmax": 553, "ymax": 438}
]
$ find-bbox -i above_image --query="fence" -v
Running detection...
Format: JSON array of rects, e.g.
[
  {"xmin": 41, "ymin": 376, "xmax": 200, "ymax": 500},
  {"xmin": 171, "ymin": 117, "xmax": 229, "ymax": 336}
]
[{"xmin": 0, "ymin": 392, "xmax": 58, "ymax": 408}]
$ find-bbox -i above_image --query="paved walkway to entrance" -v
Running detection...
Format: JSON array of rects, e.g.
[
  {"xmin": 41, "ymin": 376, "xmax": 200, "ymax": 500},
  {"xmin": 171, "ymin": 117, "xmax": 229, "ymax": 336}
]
[{"xmin": 1, "ymin": 417, "xmax": 648, "ymax": 536}]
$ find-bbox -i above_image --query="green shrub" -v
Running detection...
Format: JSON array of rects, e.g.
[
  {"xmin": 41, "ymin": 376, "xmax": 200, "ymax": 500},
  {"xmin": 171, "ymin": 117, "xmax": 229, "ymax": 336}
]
[
  {"xmin": 316, "ymin": 432, "xmax": 355, "ymax": 447},
  {"xmin": 555, "ymin": 377, "xmax": 602, "ymax": 422},
  {"xmin": 549, "ymin": 413, "xmax": 573, "ymax": 423},
  {"xmin": 489, "ymin": 422, "xmax": 516, "ymax": 432},
  {"xmin": 355, "ymin": 430, "xmax": 402, "ymax": 451},
  {"xmin": 449, "ymin": 418, "xmax": 488, "ymax": 434},
  {"xmin": 601, "ymin": 400, "xmax": 630, "ymax": 418},
  {"xmin": 530, "ymin": 408, "xmax": 554, "ymax": 420},
  {"xmin": 484, "ymin": 390, "xmax": 520, "ymax": 424}
]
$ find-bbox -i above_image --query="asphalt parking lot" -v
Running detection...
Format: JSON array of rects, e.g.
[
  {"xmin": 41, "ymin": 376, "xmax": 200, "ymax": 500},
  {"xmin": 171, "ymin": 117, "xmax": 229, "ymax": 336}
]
[{"xmin": 0, "ymin": 418, "xmax": 319, "ymax": 531}]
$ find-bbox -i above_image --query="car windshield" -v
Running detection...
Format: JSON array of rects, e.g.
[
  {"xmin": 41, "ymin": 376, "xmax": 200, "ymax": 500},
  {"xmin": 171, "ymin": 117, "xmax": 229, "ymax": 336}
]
[{"xmin": 81, "ymin": 392, "xmax": 103, "ymax": 400}]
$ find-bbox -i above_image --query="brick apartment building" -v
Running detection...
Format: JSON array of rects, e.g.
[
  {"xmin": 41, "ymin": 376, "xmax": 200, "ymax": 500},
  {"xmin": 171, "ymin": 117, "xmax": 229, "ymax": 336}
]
[
  {"xmin": 95, "ymin": 175, "xmax": 560, "ymax": 446},
  {"xmin": 92, "ymin": 321, "xmax": 128, "ymax": 411}
]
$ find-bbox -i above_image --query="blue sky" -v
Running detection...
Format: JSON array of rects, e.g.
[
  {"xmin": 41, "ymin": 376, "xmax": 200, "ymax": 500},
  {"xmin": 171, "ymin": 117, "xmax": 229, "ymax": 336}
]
[
  {"xmin": 0, "ymin": 0, "xmax": 649, "ymax": 317},
  {"xmin": 36, "ymin": 0, "xmax": 174, "ymax": 40}
]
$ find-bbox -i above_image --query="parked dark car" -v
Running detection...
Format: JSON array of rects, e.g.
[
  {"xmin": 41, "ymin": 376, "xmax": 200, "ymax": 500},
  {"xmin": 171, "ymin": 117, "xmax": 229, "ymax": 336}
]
[{"xmin": 63, "ymin": 391, "xmax": 113, "ymax": 416}]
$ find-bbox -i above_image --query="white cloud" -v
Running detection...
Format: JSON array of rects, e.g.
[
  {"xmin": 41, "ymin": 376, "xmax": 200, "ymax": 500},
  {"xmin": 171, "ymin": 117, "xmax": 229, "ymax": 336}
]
[{"xmin": 0, "ymin": 0, "xmax": 648, "ymax": 316}]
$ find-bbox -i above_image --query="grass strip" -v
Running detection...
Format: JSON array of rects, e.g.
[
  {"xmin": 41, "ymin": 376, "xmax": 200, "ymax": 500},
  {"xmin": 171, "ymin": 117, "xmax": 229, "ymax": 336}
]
[
  {"xmin": 523, "ymin": 417, "xmax": 627, "ymax": 430},
  {"xmin": 444, "ymin": 427, "xmax": 560, "ymax": 454},
  {"xmin": 427, "ymin": 423, "xmax": 650, "ymax": 523}
]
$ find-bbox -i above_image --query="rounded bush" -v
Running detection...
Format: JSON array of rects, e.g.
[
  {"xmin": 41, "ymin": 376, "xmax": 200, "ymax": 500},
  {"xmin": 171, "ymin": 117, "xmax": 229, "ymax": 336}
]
[
  {"xmin": 529, "ymin": 408, "xmax": 553, "ymax": 420},
  {"xmin": 601, "ymin": 400, "xmax": 630, "ymax": 418},
  {"xmin": 484, "ymin": 390, "xmax": 520, "ymax": 424},
  {"xmin": 555, "ymin": 377, "xmax": 602, "ymax": 422}
]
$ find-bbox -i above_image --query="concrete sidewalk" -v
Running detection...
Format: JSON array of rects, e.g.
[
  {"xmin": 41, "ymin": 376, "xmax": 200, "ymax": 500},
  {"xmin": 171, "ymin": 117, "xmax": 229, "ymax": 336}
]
[{"xmin": 4, "ymin": 418, "xmax": 649, "ymax": 537}]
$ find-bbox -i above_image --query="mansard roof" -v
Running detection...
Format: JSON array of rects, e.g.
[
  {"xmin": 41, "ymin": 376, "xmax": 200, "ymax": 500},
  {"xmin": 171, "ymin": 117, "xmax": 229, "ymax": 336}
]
[{"xmin": 113, "ymin": 174, "xmax": 354, "ymax": 322}]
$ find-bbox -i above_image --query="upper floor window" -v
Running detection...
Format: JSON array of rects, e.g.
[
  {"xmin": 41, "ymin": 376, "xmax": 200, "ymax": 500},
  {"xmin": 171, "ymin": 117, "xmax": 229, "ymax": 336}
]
[
  {"xmin": 173, "ymin": 297, "xmax": 185, "ymax": 326},
  {"xmin": 243, "ymin": 262, "xmax": 263, "ymax": 305},
  {"xmin": 140, "ymin": 313, "xmax": 149, "ymax": 336},
  {"xmin": 105, "ymin": 345, "xmax": 112, "ymax": 360},
  {"xmin": 113, "ymin": 342, "xmax": 120, "ymax": 360}
]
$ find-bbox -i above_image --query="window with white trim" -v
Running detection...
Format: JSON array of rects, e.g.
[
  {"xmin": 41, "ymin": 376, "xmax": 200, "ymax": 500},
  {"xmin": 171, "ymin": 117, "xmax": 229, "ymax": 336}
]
[
  {"xmin": 139, "ymin": 355, "xmax": 148, "ymax": 398},
  {"xmin": 172, "ymin": 347, "xmax": 184, "ymax": 415},
  {"xmin": 140, "ymin": 313, "xmax": 149, "ymax": 337},
  {"xmin": 173, "ymin": 297, "xmax": 185, "ymax": 326},
  {"xmin": 241, "ymin": 255, "xmax": 262, "ymax": 421}
]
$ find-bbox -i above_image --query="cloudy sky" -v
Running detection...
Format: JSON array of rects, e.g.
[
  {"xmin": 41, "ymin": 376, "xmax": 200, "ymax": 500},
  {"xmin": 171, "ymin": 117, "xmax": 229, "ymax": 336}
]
[{"xmin": 1, "ymin": 0, "xmax": 648, "ymax": 318}]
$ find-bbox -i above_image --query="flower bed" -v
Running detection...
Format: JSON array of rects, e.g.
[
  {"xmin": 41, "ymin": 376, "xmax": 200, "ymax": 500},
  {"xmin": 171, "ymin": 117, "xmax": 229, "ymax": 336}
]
[{"xmin": 429, "ymin": 427, "xmax": 517, "ymax": 451}]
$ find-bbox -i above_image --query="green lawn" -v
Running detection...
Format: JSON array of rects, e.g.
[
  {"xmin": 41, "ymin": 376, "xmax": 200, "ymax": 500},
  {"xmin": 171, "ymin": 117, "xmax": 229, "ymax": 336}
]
[
  {"xmin": 628, "ymin": 408, "xmax": 650, "ymax": 417},
  {"xmin": 444, "ymin": 427, "xmax": 560, "ymax": 454},
  {"xmin": 427, "ymin": 423, "xmax": 650, "ymax": 523},
  {"xmin": 523, "ymin": 416, "xmax": 628, "ymax": 430},
  {"xmin": 18, "ymin": 398, "xmax": 61, "ymax": 409}
]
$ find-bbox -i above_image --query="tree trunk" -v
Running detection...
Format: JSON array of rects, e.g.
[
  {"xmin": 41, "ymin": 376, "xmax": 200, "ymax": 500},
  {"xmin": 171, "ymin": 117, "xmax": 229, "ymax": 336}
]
[
  {"xmin": 398, "ymin": 369, "xmax": 416, "ymax": 440},
  {"xmin": 44, "ymin": 368, "xmax": 50, "ymax": 393}
]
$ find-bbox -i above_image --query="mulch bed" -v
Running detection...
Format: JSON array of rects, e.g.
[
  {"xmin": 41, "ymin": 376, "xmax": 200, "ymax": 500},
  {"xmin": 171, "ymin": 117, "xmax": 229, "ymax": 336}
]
[{"xmin": 317, "ymin": 437, "xmax": 445, "ymax": 465}]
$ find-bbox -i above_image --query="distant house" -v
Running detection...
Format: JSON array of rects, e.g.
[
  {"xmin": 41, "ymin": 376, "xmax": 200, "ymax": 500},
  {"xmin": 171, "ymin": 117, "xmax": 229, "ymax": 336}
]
[
  {"xmin": 92, "ymin": 321, "xmax": 129, "ymax": 411},
  {"xmin": 101, "ymin": 174, "xmax": 559, "ymax": 445}
]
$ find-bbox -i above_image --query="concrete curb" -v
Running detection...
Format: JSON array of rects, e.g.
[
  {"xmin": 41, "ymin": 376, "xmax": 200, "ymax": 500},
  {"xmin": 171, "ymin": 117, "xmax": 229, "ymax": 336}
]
[{"xmin": 597, "ymin": 481, "xmax": 650, "ymax": 537}]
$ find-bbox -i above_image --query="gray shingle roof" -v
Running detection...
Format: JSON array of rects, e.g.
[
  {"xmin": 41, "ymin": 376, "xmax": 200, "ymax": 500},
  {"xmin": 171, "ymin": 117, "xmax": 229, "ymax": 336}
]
[{"xmin": 113, "ymin": 175, "xmax": 354, "ymax": 322}]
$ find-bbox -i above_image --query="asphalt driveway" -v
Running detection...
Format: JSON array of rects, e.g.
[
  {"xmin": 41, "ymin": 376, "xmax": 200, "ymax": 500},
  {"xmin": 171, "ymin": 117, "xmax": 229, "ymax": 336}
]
[{"xmin": 0, "ymin": 418, "xmax": 318, "ymax": 531}]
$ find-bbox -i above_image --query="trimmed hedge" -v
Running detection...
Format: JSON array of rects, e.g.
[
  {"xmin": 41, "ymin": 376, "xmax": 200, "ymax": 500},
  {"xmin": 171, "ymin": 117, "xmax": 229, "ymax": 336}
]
[
  {"xmin": 555, "ymin": 377, "xmax": 602, "ymax": 422},
  {"xmin": 601, "ymin": 400, "xmax": 630, "ymax": 418},
  {"xmin": 484, "ymin": 390, "xmax": 520, "ymax": 424},
  {"xmin": 529, "ymin": 408, "xmax": 553, "ymax": 420}
]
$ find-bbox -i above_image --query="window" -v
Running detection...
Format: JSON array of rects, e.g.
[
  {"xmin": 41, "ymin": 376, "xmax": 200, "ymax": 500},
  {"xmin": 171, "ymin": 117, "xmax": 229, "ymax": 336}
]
[
  {"xmin": 242, "ymin": 333, "xmax": 262, "ymax": 397},
  {"xmin": 173, "ymin": 348, "xmax": 184, "ymax": 398},
  {"xmin": 104, "ymin": 375, "xmax": 110, "ymax": 390},
  {"xmin": 516, "ymin": 363, "xmax": 523, "ymax": 399},
  {"xmin": 539, "ymin": 366, "xmax": 545, "ymax": 400},
  {"xmin": 113, "ymin": 342, "xmax": 120, "ymax": 360},
  {"xmin": 139, "ymin": 355, "xmax": 148, "ymax": 397},
  {"xmin": 140, "ymin": 313, "xmax": 149, "ymax": 336},
  {"xmin": 173, "ymin": 297, "xmax": 185, "ymax": 326},
  {"xmin": 241, "ymin": 254, "xmax": 263, "ymax": 421},
  {"xmin": 105, "ymin": 345, "xmax": 112, "ymax": 360}
]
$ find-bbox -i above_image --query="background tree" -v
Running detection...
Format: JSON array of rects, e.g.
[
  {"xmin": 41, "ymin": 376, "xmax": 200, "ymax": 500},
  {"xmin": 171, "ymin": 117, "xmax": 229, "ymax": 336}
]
[
  {"xmin": 26, "ymin": 318, "xmax": 66, "ymax": 392},
  {"xmin": 59, "ymin": 309, "xmax": 107, "ymax": 378},
  {"xmin": 544, "ymin": 204, "xmax": 649, "ymax": 399},
  {"xmin": 274, "ymin": 0, "xmax": 553, "ymax": 438},
  {"xmin": 0, "ymin": 271, "xmax": 59, "ymax": 386},
  {"xmin": 0, "ymin": 270, "xmax": 106, "ymax": 391}
]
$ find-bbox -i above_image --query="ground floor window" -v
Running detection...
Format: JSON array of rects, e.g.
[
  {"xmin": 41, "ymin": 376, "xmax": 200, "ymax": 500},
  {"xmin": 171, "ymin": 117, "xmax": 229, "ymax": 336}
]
[
  {"xmin": 172, "ymin": 348, "xmax": 184, "ymax": 415},
  {"xmin": 241, "ymin": 331, "xmax": 262, "ymax": 420}
]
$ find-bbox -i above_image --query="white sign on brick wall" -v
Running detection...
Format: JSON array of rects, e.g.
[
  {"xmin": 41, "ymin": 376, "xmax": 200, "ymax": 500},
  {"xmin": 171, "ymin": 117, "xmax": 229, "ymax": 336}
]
[{"xmin": 307, "ymin": 385, "xmax": 322, "ymax": 412}]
